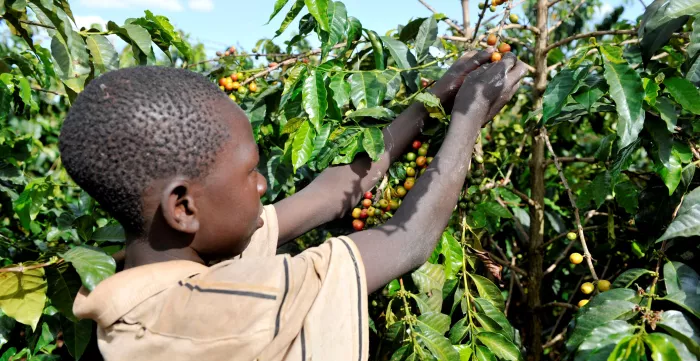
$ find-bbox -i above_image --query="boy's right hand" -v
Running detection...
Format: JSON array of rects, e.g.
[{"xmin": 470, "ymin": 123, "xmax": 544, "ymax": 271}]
[{"xmin": 452, "ymin": 51, "xmax": 527, "ymax": 127}]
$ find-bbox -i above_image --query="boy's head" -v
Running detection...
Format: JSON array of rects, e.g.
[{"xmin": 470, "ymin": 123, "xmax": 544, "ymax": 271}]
[{"xmin": 60, "ymin": 66, "xmax": 267, "ymax": 259}]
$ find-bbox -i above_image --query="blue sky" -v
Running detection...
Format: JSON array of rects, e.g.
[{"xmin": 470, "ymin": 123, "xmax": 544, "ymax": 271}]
[{"xmin": 62, "ymin": 0, "xmax": 644, "ymax": 56}]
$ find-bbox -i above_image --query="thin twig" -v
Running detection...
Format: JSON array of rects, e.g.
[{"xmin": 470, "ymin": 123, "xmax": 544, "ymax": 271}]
[
  {"xmin": 187, "ymin": 52, "xmax": 310, "ymax": 68},
  {"xmin": 483, "ymin": 0, "xmax": 528, "ymax": 24},
  {"xmin": 31, "ymin": 86, "xmax": 64, "ymax": 96},
  {"xmin": 0, "ymin": 259, "xmax": 63, "ymax": 273},
  {"xmin": 540, "ymin": 301, "xmax": 576, "ymax": 309},
  {"xmin": 545, "ymin": 29, "xmax": 636, "ymax": 52},
  {"xmin": 546, "ymin": 156, "xmax": 596, "ymax": 164},
  {"xmin": 0, "ymin": 16, "xmax": 56, "ymax": 30},
  {"xmin": 541, "ymin": 225, "xmax": 604, "ymax": 250},
  {"xmin": 417, "ymin": 0, "xmax": 464, "ymax": 33},
  {"xmin": 690, "ymin": 141, "xmax": 700, "ymax": 161},
  {"xmin": 548, "ymin": 0, "xmax": 587, "ymax": 32},
  {"xmin": 471, "ymin": 0, "xmax": 492, "ymax": 43},
  {"xmin": 543, "ymin": 331, "xmax": 566, "ymax": 349},
  {"xmin": 505, "ymin": 255, "xmax": 516, "ymax": 316},
  {"xmin": 543, "ymin": 128, "xmax": 598, "ymax": 281}
]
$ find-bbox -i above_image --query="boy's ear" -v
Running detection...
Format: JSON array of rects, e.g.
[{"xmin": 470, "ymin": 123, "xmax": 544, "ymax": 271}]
[{"xmin": 160, "ymin": 179, "xmax": 200, "ymax": 234}]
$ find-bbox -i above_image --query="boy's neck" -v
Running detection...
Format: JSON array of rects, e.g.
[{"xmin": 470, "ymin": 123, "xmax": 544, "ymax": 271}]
[{"xmin": 124, "ymin": 235, "xmax": 205, "ymax": 270}]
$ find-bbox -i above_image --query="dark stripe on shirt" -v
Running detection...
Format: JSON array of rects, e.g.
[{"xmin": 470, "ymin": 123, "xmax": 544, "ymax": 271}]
[
  {"xmin": 300, "ymin": 327, "xmax": 307, "ymax": 361},
  {"xmin": 178, "ymin": 281, "xmax": 276, "ymax": 300},
  {"xmin": 275, "ymin": 257, "xmax": 290, "ymax": 337},
  {"xmin": 339, "ymin": 238, "xmax": 364, "ymax": 361}
]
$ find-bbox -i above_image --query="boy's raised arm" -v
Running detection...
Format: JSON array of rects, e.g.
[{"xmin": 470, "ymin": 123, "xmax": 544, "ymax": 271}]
[
  {"xmin": 274, "ymin": 50, "xmax": 495, "ymax": 245},
  {"xmin": 351, "ymin": 53, "xmax": 526, "ymax": 293}
]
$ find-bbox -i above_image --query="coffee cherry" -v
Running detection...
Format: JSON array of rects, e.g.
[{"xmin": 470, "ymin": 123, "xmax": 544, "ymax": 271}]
[
  {"xmin": 598, "ymin": 280, "xmax": 611, "ymax": 292},
  {"xmin": 218, "ymin": 78, "xmax": 227, "ymax": 86},
  {"xmin": 417, "ymin": 147, "xmax": 428, "ymax": 156},
  {"xmin": 581, "ymin": 282, "xmax": 594, "ymax": 295},
  {"xmin": 302, "ymin": 58, "xmax": 310, "ymax": 64},
  {"xmin": 378, "ymin": 199, "xmax": 389, "ymax": 209},
  {"xmin": 490, "ymin": 5, "xmax": 497, "ymax": 11},
  {"xmin": 352, "ymin": 219, "xmax": 365, "ymax": 231},
  {"xmin": 216, "ymin": 51, "xmax": 223, "ymax": 57},
  {"xmin": 577, "ymin": 299, "xmax": 589, "ymax": 308},
  {"xmin": 364, "ymin": 191, "xmax": 373, "ymax": 200},
  {"xmin": 473, "ymin": 169, "xmax": 484, "ymax": 177},
  {"xmin": 426, "ymin": 157, "xmax": 433, "ymax": 165},
  {"xmin": 249, "ymin": 83, "xmax": 258, "ymax": 92},
  {"xmin": 231, "ymin": 81, "xmax": 241, "ymax": 90},
  {"xmin": 374, "ymin": 208, "xmax": 383, "ymax": 217},
  {"xmin": 229, "ymin": 46, "xmax": 236, "ymax": 53},
  {"xmin": 412, "ymin": 140, "xmax": 422, "ymax": 149},
  {"xmin": 498, "ymin": 43, "xmax": 511, "ymax": 53},
  {"xmin": 224, "ymin": 80, "xmax": 235, "ymax": 91},
  {"xmin": 472, "ymin": 176, "xmax": 484, "ymax": 184},
  {"xmin": 238, "ymin": 86, "xmax": 247, "ymax": 95},
  {"xmin": 406, "ymin": 152, "xmax": 417, "ymax": 161},
  {"xmin": 404, "ymin": 179, "xmax": 415, "ymax": 191},
  {"xmin": 409, "ymin": 161, "xmax": 417, "ymax": 168},
  {"xmin": 236, "ymin": 72, "xmax": 244, "ymax": 80},
  {"xmin": 269, "ymin": 62, "xmax": 279, "ymax": 68},
  {"xmin": 420, "ymin": 168, "xmax": 427, "ymax": 176},
  {"xmin": 509, "ymin": 13, "xmax": 519, "ymax": 23},
  {"xmin": 471, "ymin": 194, "xmax": 482, "ymax": 203},
  {"xmin": 421, "ymin": 79, "xmax": 429, "ymax": 88},
  {"xmin": 228, "ymin": 93, "xmax": 237, "ymax": 102},
  {"xmin": 219, "ymin": 85, "xmax": 225, "ymax": 91},
  {"xmin": 230, "ymin": 73, "xmax": 239, "ymax": 81},
  {"xmin": 360, "ymin": 209, "xmax": 369, "ymax": 219},
  {"xmin": 491, "ymin": 52, "xmax": 502, "ymax": 62},
  {"xmin": 352, "ymin": 208, "xmax": 362, "ymax": 219},
  {"xmin": 390, "ymin": 199, "xmax": 400, "ymax": 210},
  {"xmin": 475, "ymin": 155, "xmax": 484, "ymax": 163},
  {"xmin": 362, "ymin": 199, "xmax": 372, "ymax": 208},
  {"xmin": 406, "ymin": 167, "xmax": 416, "ymax": 177},
  {"xmin": 459, "ymin": 202, "xmax": 467, "ymax": 209},
  {"xmin": 569, "ymin": 253, "xmax": 583, "ymax": 264},
  {"xmin": 396, "ymin": 186, "xmax": 407, "ymax": 198},
  {"xmin": 416, "ymin": 156, "xmax": 427, "ymax": 167},
  {"xmin": 224, "ymin": 50, "xmax": 230, "ymax": 56},
  {"xmin": 478, "ymin": 2, "xmax": 485, "ymax": 9},
  {"xmin": 487, "ymin": 34, "xmax": 498, "ymax": 46},
  {"xmin": 367, "ymin": 206, "xmax": 376, "ymax": 215}
]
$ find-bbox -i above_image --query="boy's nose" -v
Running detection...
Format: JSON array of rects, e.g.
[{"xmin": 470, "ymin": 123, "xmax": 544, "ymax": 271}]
[{"xmin": 257, "ymin": 172, "xmax": 267, "ymax": 197}]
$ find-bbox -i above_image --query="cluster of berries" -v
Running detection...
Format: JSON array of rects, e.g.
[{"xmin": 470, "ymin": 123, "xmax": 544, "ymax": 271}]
[
  {"xmin": 218, "ymin": 72, "xmax": 258, "ymax": 102},
  {"xmin": 568, "ymin": 233, "xmax": 611, "ymax": 308},
  {"xmin": 351, "ymin": 140, "xmax": 433, "ymax": 231}
]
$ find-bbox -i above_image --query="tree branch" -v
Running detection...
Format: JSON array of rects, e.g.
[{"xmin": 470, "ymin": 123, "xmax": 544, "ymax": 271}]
[
  {"xmin": 540, "ymin": 301, "xmax": 577, "ymax": 309},
  {"xmin": 462, "ymin": 0, "xmax": 471, "ymax": 38},
  {"xmin": 0, "ymin": 259, "xmax": 63, "ymax": 273},
  {"xmin": 0, "ymin": 16, "xmax": 56, "ymax": 30},
  {"xmin": 417, "ymin": 0, "xmax": 464, "ymax": 33},
  {"xmin": 546, "ymin": 156, "xmax": 596, "ymax": 164},
  {"xmin": 548, "ymin": 0, "xmax": 587, "ymax": 32},
  {"xmin": 543, "ymin": 128, "xmax": 598, "ymax": 281},
  {"xmin": 545, "ymin": 29, "xmax": 636, "ymax": 52}
]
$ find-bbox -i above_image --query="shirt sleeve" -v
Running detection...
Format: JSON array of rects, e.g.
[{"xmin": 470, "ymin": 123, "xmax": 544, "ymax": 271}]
[{"xmin": 239, "ymin": 204, "xmax": 279, "ymax": 258}]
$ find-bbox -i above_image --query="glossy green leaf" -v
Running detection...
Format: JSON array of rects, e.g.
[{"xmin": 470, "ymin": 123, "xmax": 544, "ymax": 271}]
[
  {"xmin": 267, "ymin": 0, "xmax": 291, "ymax": 23},
  {"xmin": 566, "ymin": 300, "xmax": 637, "ymax": 351},
  {"xmin": 476, "ymin": 345, "xmax": 497, "ymax": 361},
  {"xmin": 476, "ymin": 332, "xmax": 522, "ymax": 361},
  {"xmin": 475, "ymin": 202, "xmax": 513, "ymax": 219},
  {"xmin": 468, "ymin": 273, "xmax": 505, "ymax": 311},
  {"xmin": 0, "ymin": 267, "xmax": 46, "ymax": 330},
  {"xmin": 655, "ymin": 97, "xmax": 678, "ymax": 132},
  {"xmin": 612, "ymin": 268, "xmax": 653, "ymax": 289},
  {"xmin": 614, "ymin": 181, "xmax": 639, "ymax": 214},
  {"xmin": 348, "ymin": 106, "xmax": 395, "ymax": 120},
  {"xmin": 304, "ymin": 0, "xmax": 329, "ymax": 31},
  {"xmin": 688, "ymin": 57, "xmax": 700, "ymax": 85},
  {"xmin": 344, "ymin": 16, "xmax": 362, "ymax": 54},
  {"xmin": 608, "ymin": 335, "xmax": 645, "ymax": 361},
  {"xmin": 275, "ymin": 0, "xmax": 304, "ymax": 36},
  {"xmin": 664, "ymin": 77, "xmax": 700, "ymax": 115},
  {"xmin": 412, "ymin": 262, "xmax": 446, "ymax": 294},
  {"xmin": 325, "ymin": 1, "xmax": 347, "ymax": 48},
  {"xmin": 349, "ymin": 71, "xmax": 386, "ymax": 109},
  {"xmin": 309, "ymin": 122, "xmax": 333, "ymax": 166},
  {"xmin": 449, "ymin": 317, "xmax": 469, "ymax": 344},
  {"xmin": 657, "ymin": 187, "xmax": 700, "ymax": 242},
  {"xmin": 666, "ymin": 0, "xmax": 700, "ymax": 18},
  {"xmin": 586, "ymin": 288, "xmax": 642, "ymax": 308},
  {"xmin": 380, "ymin": 36, "xmax": 416, "ymax": 69},
  {"xmin": 542, "ymin": 66, "xmax": 590, "ymax": 123},
  {"xmin": 302, "ymin": 70, "xmax": 327, "ymax": 131},
  {"xmin": 291, "ymin": 120, "xmax": 316, "ymax": 171},
  {"xmin": 575, "ymin": 320, "xmax": 636, "ymax": 361},
  {"xmin": 361, "ymin": 127, "xmax": 385, "ymax": 161},
  {"xmin": 122, "ymin": 24, "xmax": 152, "ymax": 57},
  {"xmin": 418, "ymin": 312, "xmax": 451, "ymax": 335},
  {"xmin": 13, "ymin": 178, "xmax": 51, "ymax": 230},
  {"xmin": 390, "ymin": 345, "xmax": 414, "ymax": 361},
  {"xmin": 415, "ymin": 323, "xmax": 460, "ymax": 361},
  {"xmin": 440, "ymin": 232, "xmax": 463, "ymax": 280},
  {"xmin": 690, "ymin": 17, "xmax": 700, "ymax": 59},
  {"xmin": 474, "ymin": 298, "xmax": 515, "ymax": 341},
  {"xmin": 658, "ymin": 310, "xmax": 700, "ymax": 358},
  {"xmin": 380, "ymin": 69, "xmax": 402, "ymax": 100},
  {"xmin": 602, "ymin": 57, "xmax": 644, "ymax": 148},
  {"xmin": 644, "ymin": 333, "xmax": 684, "ymax": 361},
  {"xmin": 365, "ymin": 30, "xmax": 385, "ymax": 70},
  {"xmin": 60, "ymin": 246, "xmax": 116, "ymax": 291},
  {"xmin": 46, "ymin": 267, "xmax": 81, "ymax": 322},
  {"xmin": 329, "ymin": 73, "xmax": 350, "ymax": 108},
  {"xmin": 573, "ymin": 85, "xmax": 604, "ymax": 111},
  {"xmin": 644, "ymin": 78, "xmax": 661, "ymax": 106},
  {"xmin": 414, "ymin": 16, "xmax": 437, "ymax": 62},
  {"xmin": 92, "ymin": 224, "xmax": 126, "ymax": 243},
  {"xmin": 62, "ymin": 317, "xmax": 92, "ymax": 360},
  {"xmin": 638, "ymin": 0, "xmax": 689, "ymax": 65},
  {"xmin": 663, "ymin": 261, "xmax": 700, "ymax": 318}
]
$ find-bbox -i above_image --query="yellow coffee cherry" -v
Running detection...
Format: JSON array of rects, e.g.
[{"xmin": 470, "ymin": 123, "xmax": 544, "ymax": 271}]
[
  {"xmin": 581, "ymin": 282, "xmax": 594, "ymax": 295},
  {"xmin": 598, "ymin": 280, "xmax": 611, "ymax": 292},
  {"xmin": 578, "ymin": 299, "xmax": 589, "ymax": 308},
  {"xmin": 569, "ymin": 253, "xmax": 583, "ymax": 265}
]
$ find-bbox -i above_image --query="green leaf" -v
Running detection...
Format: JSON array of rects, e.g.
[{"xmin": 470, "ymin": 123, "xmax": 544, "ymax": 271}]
[
  {"xmin": 275, "ymin": 0, "xmax": 304, "ymax": 36},
  {"xmin": 46, "ymin": 267, "xmax": 81, "ymax": 322},
  {"xmin": 92, "ymin": 224, "xmax": 126, "ymax": 243},
  {"xmin": 325, "ymin": 1, "xmax": 347, "ymax": 49},
  {"xmin": 309, "ymin": 122, "xmax": 333, "ymax": 166},
  {"xmin": 440, "ymin": 232, "xmax": 463, "ymax": 280},
  {"xmin": 595, "ymin": 134, "xmax": 616, "ymax": 162},
  {"xmin": 578, "ymin": 172, "xmax": 612, "ymax": 210},
  {"xmin": 610, "ymin": 139, "xmax": 642, "ymax": 180},
  {"xmin": 475, "ymin": 202, "xmax": 513, "ymax": 219},
  {"xmin": 347, "ymin": 106, "xmax": 395, "ymax": 120},
  {"xmin": 302, "ymin": 70, "xmax": 327, "ymax": 131},
  {"xmin": 380, "ymin": 69, "xmax": 402, "ymax": 100},
  {"xmin": 361, "ymin": 128, "xmax": 385, "ymax": 161},
  {"xmin": 0, "ymin": 311, "xmax": 14, "ymax": 348},
  {"xmin": 602, "ymin": 57, "xmax": 645, "ymax": 148},
  {"xmin": 614, "ymin": 181, "xmax": 639, "ymax": 214},
  {"xmin": 13, "ymin": 178, "xmax": 51, "ymax": 230},
  {"xmin": 612, "ymin": 268, "xmax": 653, "ymax": 289},
  {"xmin": 85, "ymin": 34, "xmax": 119, "ymax": 74},
  {"xmin": 344, "ymin": 16, "xmax": 362, "ymax": 54},
  {"xmin": 657, "ymin": 187, "xmax": 700, "ymax": 242},
  {"xmin": 687, "ymin": 57, "xmax": 700, "ymax": 85},
  {"xmin": 638, "ymin": 0, "xmax": 689, "ymax": 65},
  {"xmin": 304, "ymin": 0, "xmax": 329, "ymax": 31},
  {"xmin": 663, "ymin": 261, "xmax": 700, "ymax": 318},
  {"xmin": 365, "ymin": 30, "xmax": 385, "ymax": 70},
  {"xmin": 468, "ymin": 273, "xmax": 505, "ymax": 311},
  {"xmin": 380, "ymin": 36, "xmax": 416, "ymax": 69},
  {"xmin": 414, "ymin": 16, "xmax": 437, "ymax": 62},
  {"xmin": 474, "ymin": 298, "xmax": 515, "ymax": 341},
  {"xmin": 575, "ymin": 320, "xmax": 636, "ymax": 361},
  {"xmin": 586, "ymin": 288, "xmax": 642, "ymax": 308},
  {"xmin": 608, "ymin": 335, "xmax": 645, "ymax": 361},
  {"xmin": 566, "ymin": 300, "xmax": 637, "ymax": 351},
  {"xmin": 573, "ymin": 85, "xmax": 605, "ymax": 111},
  {"xmin": 329, "ymin": 73, "xmax": 350, "ymax": 108},
  {"xmin": 644, "ymin": 78, "xmax": 661, "ymax": 106},
  {"xmin": 449, "ymin": 317, "xmax": 469, "ymax": 344},
  {"xmin": 349, "ymin": 71, "xmax": 386, "ymax": 109},
  {"xmin": 476, "ymin": 345, "xmax": 497, "ymax": 361},
  {"xmin": 476, "ymin": 332, "xmax": 522, "ymax": 361},
  {"xmin": 0, "ymin": 267, "xmax": 47, "ymax": 330},
  {"xmin": 666, "ymin": 0, "xmax": 700, "ymax": 18},
  {"xmin": 417, "ymin": 312, "xmax": 451, "ymax": 335},
  {"xmin": 654, "ymin": 97, "xmax": 678, "ymax": 132},
  {"xmin": 664, "ymin": 77, "xmax": 700, "ymax": 115},
  {"xmin": 690, "ymin": 17, "xmax": 700, "ymax": 59},
  {"xmin": 658, "ymin": 310, "xmax": 700, "ymax": 358},
  {"xmin": 644, "ymin": 333, "xmax": 684, "ymax": 361},
  {"xmin": 412, "ymin": 262, "xmax": 446, "ymax": 294},
  {"xmin": 62, "ymin": 317, "xmax": 92, "ymax": 360},
  {"xmin": 122, "ymin": 23, "xmax": 152, "ymax": 57},
  {"xmin": 291, "ymin": 120, "xmax": 316, "ymax": 171},
  {"xmin": 415, "ymin": 323, "xmax": 460, "ymax": 361},
  {"xmin": 390, "ymin": 345, "xmax": 414, "ymax": 361},
  {"xmin": 542, "ymin": 66, "xmax": 590, "ymax": 123},
  {"xmin": 267, "ymin": 0, "xmax": 291, "ymax": 23},
  {"xmin": 60, "ymin": 246, "xmax": 116, "ymax": 291}
]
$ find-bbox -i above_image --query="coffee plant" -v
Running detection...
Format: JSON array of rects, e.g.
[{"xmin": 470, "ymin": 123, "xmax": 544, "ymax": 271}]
[{"xmin": 0, "ymin": 0, "xmax": 699, "ymax": 359}]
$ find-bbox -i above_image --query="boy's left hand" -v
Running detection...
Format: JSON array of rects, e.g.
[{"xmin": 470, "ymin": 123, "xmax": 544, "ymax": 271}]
[{"xmin": 429, "ymin": 49, "xmax": 495, "ymax": 112}]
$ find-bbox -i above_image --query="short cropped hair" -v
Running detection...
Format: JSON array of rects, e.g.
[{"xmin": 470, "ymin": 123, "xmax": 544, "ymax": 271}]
[{"xmin": 59, "ymin": 66, "xmax": 230, "ymax": 234}]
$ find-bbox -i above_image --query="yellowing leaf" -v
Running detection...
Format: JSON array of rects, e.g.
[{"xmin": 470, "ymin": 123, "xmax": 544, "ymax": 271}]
[{"xmin": 0, "ymin": 267, "xmax": 47, "ymax": 330}]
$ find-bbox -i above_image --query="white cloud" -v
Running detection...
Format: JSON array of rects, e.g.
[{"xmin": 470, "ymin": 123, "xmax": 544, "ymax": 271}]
[
  {"xmin": 188, "ymin": 0, "xmax": 214, "ymax": 12},
  {"xmin": 78, "ymin": 0, "xmax": 184, "ymax": 12}
]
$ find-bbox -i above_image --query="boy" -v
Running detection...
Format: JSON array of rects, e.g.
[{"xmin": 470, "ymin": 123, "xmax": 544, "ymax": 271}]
[{"xmin": 63, "ymin": 49, "xmax": 525, "ymax": 360}]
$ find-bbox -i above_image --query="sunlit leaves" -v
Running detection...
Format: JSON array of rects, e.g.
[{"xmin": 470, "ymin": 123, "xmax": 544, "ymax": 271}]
[
  {"xmin": 0, "ymin": 268, "xmax": 46, "ymax": 330},
  {"xmin": 657, "ymin": 187, "xmax": 700, "ymax": 241},
  {"xmin": 542, "ymin": 66, "xmax": 590, "ymax": 123},
  {"xmin": 291, "ymin": 120, "xmax": 316, "ymax": 171},
  {"xmin": 361, "ymin": 127, "xmax": 385, "ymax": 161},
  {"xmin": 349, "ymin": 71, "xmax": 386, "ymax": 109},
  {"xmin": 85, "ymin": 34, "xmax": 119, "ymax": 75},
  {"xmin": 663, "ymin": 77, "xmax": 700, "ymax": 115},
  {"xmin": 574, "ymin": 320, "xmax": 636, "ymax": 361},
  {"xmin": 663, "ymin": 261, "xmax": 700, "ymax": 318},
  {"xmin": 468, "ymin": 274, "xmax": 505, "ymax": 311},
  {"xmin": 612, "ymin": 268, "xmax": 653, "ymax": 289},
  {"xmin": 304, "ymin": 0, "xmax": 329, "ymax": 32},
  {"xmin": 476, "ymin": 332, "xmax": 522, "ymax": 361},
  {"xmin": 302, "ymin": 70, "xmax": 327, "ymax": 131},
  {"xmin": 566, "ymin": 300, "xmax": 637, "ymax": 351},
  {"xmin": 60, "ymin": 246, "xmax": 116, "ymax": 291},
  {"xmin": 380, "ymin": 36, "xmax": 416, "ymax": 69},
  {"xmin": 414, "ymin": 16, "xmax": 437, "ymax": 62},
  {"xmin": 602, "ymin": 55, "xmax": 644, "ymax": 148},
  {"xmin": 274, "ymin": 0, "xmax": 304, "ymax": 36}
]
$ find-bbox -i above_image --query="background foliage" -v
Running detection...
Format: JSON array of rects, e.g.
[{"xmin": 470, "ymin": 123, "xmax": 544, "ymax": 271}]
[{"xmin": 0, "ymin": 0, "xmax": 699, "ymax": 360}]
